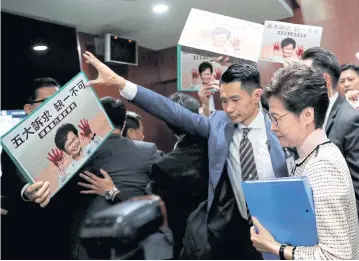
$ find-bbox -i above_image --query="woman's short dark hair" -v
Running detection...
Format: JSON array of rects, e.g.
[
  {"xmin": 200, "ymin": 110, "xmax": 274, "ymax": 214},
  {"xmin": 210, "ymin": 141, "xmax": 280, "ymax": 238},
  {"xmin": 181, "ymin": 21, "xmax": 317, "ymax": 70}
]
[
  {"xmin": 198, "ymin": 62, "xmax": 213, "ymax": 74},
  {"xmin": 281, "ymin": 38, "xmax": 296, "ymax": 49},
  {"xmin": 265, "ymin": 63, "xmax": 329, "ymax": 129},
  {"xmin": 55, "ymin": 123, "xmax": 78, "ymax": 151}
]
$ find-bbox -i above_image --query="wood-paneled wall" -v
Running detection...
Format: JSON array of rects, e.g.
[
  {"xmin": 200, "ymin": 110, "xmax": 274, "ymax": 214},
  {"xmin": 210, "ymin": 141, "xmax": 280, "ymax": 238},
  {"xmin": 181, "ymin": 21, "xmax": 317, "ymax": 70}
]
[{"xmin": 79, "ymin": 0, "xmax": 359, "ymax": 151}]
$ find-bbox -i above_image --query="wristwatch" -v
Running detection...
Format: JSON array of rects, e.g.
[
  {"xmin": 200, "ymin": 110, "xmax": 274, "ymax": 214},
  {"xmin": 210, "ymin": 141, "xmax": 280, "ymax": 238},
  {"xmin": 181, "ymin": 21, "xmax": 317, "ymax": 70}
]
[{"xmin": 104, "ymin": 187, "xmax": 119, "ymax": 200}]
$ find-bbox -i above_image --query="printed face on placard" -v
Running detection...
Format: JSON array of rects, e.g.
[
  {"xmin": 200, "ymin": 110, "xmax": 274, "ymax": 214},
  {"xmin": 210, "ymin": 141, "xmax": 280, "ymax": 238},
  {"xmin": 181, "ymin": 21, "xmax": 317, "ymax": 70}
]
[
  {"xmin": 282, "ymin": 44, "xmax": 295, "ymax": 58},
  {"xmin": 64, "ymin": 131, "xmax": 82, "ymax": 156},
  {"xmin": 1, "ymin": 73, "xmax": 114, "ymax": 196},
  {"xmin": 200, "ymin": 68, "xmax": 213, "ymax": 84}
]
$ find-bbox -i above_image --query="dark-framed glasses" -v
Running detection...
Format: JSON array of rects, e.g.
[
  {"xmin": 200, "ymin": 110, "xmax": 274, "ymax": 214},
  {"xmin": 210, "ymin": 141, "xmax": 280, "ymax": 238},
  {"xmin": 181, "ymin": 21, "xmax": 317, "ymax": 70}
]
[
  {"xmin": 28, "ymin": 98, "xmax": 47, "ymax": 104},
  {"xmin": 268, "ymin": 112, "xmax": 291, "ymax": 125}
]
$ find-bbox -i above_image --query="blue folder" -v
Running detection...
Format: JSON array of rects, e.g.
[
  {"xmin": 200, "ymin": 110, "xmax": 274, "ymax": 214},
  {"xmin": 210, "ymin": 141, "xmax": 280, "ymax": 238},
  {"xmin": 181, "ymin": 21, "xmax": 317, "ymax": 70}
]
[{"xmin": 241, "ymin": 176, "xmax": 318, "ymax": 260}]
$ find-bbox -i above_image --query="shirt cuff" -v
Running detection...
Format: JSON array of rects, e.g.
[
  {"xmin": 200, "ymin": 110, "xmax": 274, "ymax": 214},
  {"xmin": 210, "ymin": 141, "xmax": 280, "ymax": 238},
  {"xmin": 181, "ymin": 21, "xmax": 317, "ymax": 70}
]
[
  {"xmin": 120, "ymin": 81, "xmax": 138, "ymax": 101},
  {"xmin": 20, "ymin": 183, "xmax": 31, "ymax": 202}
]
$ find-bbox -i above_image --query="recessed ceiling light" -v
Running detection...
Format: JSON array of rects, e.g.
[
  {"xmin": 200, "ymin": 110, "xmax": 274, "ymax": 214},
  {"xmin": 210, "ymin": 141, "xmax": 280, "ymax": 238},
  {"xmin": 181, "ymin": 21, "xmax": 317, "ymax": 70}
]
[
  {"xmin": 153, "ymin": 4, "xmax": 168, "ymax": 13},
  {"xmin": 33, "ymin": 45, "xmax": 48, "ymax": 51}
]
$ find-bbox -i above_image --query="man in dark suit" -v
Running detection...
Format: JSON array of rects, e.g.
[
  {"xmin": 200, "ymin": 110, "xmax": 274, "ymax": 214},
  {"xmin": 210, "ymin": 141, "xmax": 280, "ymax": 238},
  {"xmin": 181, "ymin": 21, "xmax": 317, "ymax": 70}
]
[
  {"xmin": 14, "ymin": 96, "xmax": 164, "ymax": 259},
  {"xmin": 302, "ymin": 47, "xmax": 359, "ymax": 215},
  {"xmin": 0, "ymin": 77, "xmax": 67, "ymax": 259},
  {"xmin": 149, "ymin": 92, "xmax": 208, "ymax": 258},
  {"xmin": 83, "ymin": 52, "xmax": 290, "ymax": 259},
  {"xmin": 76, "ymin": 97, "xmax": 172, "ymax": 260},
  {"xmin": 78, "ymin": 97, "xmax": 161, "ymax": 201}
]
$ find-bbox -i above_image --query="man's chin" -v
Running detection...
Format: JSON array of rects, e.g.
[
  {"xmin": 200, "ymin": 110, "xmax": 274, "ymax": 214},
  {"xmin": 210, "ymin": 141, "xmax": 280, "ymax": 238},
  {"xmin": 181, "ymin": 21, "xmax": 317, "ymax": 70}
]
[{"xmin": 229, "ymin": 117, "xmax": 243, "ymax": 124}]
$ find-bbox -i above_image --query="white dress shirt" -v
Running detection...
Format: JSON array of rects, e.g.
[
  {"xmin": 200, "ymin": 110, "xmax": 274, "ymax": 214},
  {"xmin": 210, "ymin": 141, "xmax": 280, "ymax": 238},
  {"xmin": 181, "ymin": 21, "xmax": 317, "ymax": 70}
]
[
  {"xmin": 226, "ymin": 110, "xmax": 275, "ymax": 219},
  {"xmin": 120, "ymin": 81, "xmax": 275, "ymax": 219},
  {"xmin": 173, "ymin": 134, "xmax": 186, "ymax": 151},
  {"xmin": 323, "ymin": 92, "xmax": 338, "ymax": 129}
]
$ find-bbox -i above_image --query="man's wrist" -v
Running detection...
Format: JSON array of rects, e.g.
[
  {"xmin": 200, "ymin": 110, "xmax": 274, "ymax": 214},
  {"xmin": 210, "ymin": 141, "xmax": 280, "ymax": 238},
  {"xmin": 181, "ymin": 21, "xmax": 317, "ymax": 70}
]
[
  {"xmin": 105, "ymin": 187, "xmax": 119, "ymax": 200},
  {"xmin": 21, "ymin": 183, "xmax": 31, "ymax": 202},
  {"xmin": 116, "ymin": 76, "xmax": 127, "ymax": 91}
]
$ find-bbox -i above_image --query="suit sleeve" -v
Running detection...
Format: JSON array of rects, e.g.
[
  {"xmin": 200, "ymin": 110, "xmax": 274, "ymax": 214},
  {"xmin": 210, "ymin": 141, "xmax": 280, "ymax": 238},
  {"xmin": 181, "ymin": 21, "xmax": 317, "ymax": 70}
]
[
  {"xmin": 147, "ymin": 144, "xmax": 161, "ymax": 177},
  {"xmin": 1, "ymin": 151, "xmax": 29, "ymax": 210},
  {"xmin": 343, "ymin": 113, "xmax": 359, "ymax": 213},
  {"xmin": 128, "ymin": 83, "xmax": 211, "ymax": 139}
]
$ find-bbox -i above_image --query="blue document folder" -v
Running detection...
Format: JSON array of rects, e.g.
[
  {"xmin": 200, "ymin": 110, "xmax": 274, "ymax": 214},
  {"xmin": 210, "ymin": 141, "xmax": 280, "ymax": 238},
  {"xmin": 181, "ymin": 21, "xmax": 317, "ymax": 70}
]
[{"xmin": 241, "ymin": 176, "xmax": 318, "ymax": 260}]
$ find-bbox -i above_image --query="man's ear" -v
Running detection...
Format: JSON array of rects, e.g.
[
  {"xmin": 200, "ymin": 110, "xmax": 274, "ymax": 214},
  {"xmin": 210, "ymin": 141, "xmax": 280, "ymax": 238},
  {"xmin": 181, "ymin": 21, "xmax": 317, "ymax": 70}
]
[
  {"xmin": 322, "ymin": 72, "xmax": 333, "ymax": 97},
  {"xmin": 23, "ymin": 104, "xmax": 32, "ymax": 115},
  {"xmin": 253, "ymin": 88, "xmax": 263, "ymax": 104}
]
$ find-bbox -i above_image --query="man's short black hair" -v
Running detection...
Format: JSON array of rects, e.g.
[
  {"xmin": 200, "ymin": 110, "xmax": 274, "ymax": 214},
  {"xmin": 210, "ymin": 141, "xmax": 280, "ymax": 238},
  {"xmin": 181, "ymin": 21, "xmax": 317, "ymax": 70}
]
[
  {"xmin": 198, "ymin": 62, "xmax": 213, "ymax": 75},
  {"xmin": 221, "ymin": 63, "xmax": 261, "ymax": 94},
  {"xmin": 100, "ymin": 97, "xmax": 126, "ymax": 130},
  {"xmin": 123, "ymin": 111, "xmax": 142, "ymax": 137},
  {"xmin": 281, "ymin": 38, "xmax": 296, "ymax": 49},
  {"xmin": 212, "ymin": 27, "xmax": 231, "ymax": 39},
  {"xmin": 27, "ymin": 77, "xmax": 60, "ymax": 103},
  {"xmin": 167, "ymin": 92, "xmax": 200, "ymax": 135},
  {"xmin": 341, "ymin": 64, "xmax": 359, "ymax": 76},
  {"xmin": 55, "ymin": 123, "xmax": 78, "ymax": 151},
  {"xmin": 301, "ymin": 47, "xmax": 341, "ymax": 89},
  {"xmin": 265, "ymin": 63, "xmax": 329, "ymax": 129},
  {"xmin": 168, "ymin": 92, "xmax": 200, "ymax": 114}
]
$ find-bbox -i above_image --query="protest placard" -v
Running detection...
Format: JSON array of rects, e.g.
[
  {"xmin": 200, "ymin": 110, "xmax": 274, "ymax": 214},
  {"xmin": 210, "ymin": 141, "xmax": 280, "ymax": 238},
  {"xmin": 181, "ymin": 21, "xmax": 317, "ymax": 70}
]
[
  {"xmin": 260, "ymin": 21, "xmax": 322, "ymax": 64},
  {"xmin": 178, "ymin": 8, "xmax": 263, "ymax": 63},
  {"xmin": 177, "ymin": 46, "xmax": 230, "ymax": 92},
  {"xmin": 1, "ymin": 72, "xmax": 114, "ymax": 196}
]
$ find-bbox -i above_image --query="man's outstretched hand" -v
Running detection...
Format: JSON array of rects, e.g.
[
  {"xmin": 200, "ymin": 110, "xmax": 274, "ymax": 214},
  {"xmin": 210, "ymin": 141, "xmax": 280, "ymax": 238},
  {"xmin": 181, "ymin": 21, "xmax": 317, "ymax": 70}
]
[{"xmin": 83, "ymin": 51, "xmax": 127, "ymax": 90}]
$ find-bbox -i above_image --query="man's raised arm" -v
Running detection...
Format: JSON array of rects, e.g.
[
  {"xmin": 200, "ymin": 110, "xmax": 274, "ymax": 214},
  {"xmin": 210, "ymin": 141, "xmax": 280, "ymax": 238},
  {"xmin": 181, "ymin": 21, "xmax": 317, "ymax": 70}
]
[{"xmin": 83, "ymin": 52, "xmax": 210, "ymax": 138}]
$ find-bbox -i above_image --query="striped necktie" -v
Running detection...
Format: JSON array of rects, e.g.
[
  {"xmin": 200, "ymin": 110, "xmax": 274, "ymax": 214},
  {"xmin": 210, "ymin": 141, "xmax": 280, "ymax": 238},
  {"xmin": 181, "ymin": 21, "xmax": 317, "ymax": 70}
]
[{"xmin": 240, "ymin": 128, "xmax": 258, "ymax": 226}]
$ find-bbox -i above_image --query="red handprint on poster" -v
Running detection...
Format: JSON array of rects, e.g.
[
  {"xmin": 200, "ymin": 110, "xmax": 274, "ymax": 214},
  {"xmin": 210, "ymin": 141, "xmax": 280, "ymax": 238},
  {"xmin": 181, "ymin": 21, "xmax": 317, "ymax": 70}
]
[
  {"xmin": 231, "ymin": 36, "xmax": 241, "ymax": 50},
  {"xmin": 214, "ymin": 68, "xmax": 222, "ymax": 81},
  {"xmin": 47, "ymin": 148, "xmax": 65, "ymax": 172},
  {"xmin": 296, "ymin": 45, "xmax": 305, "ymax": 57},
  {"xmin": 78, "ymin": 118, "xmax": 93, "ymax": 140},
  {"xmin": 273, "ymin": 42, "xmax": 280, "ymax": 52}
]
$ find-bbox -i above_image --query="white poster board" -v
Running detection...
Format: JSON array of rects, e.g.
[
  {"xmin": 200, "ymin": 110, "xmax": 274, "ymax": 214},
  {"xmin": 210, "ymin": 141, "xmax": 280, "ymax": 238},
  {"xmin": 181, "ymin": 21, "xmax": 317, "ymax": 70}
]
[
  {"xmin": 179, "ymin": 8, "xmax": 263, "ymax": 62},
  {"xmin": 260, "ymin": 21, "xmax": 322, "ymax": 64},
  {"xmin": 1, "ymin": 72, "xmax": 114, "ymax": 196}
]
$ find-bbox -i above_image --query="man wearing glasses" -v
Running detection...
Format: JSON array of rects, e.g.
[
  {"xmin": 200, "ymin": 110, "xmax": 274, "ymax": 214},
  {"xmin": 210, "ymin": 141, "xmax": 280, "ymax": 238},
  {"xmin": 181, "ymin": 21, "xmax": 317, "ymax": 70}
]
[
  {"xmin": 23, "ymin": 77, "xmax": 59, "ymax": 114},
  {"xmin": 1, "ymin": 77, "xmax": 67, "ymax": 259},
  {"xmin": 83, "ymin": 51, "xmax": 291, "ymax": 259}
]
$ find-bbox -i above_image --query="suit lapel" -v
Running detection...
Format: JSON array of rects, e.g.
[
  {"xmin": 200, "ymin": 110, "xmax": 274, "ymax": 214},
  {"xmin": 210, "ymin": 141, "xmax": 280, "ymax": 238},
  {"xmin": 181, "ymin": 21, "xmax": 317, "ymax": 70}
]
[
  {"xmin": 211, "ymin": 120, "xmax": 235, "ymax": 188},
  {"xmin": 325, "ymin": 95, "xmax": 344, "ymax": 134}
]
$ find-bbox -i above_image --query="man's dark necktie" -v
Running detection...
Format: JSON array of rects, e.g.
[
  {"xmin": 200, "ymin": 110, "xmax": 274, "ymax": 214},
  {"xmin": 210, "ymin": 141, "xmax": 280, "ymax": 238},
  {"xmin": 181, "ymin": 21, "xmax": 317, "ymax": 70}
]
[{"xmin": 239, "ymin": 128, "xmax": 258, "ymax": 226}]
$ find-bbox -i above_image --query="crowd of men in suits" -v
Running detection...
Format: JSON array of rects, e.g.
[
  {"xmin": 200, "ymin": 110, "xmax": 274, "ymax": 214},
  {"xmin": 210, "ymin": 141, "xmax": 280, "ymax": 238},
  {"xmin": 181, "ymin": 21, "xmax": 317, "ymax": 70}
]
[{"xmin": 1, "ymin": 47, "xmax": 359, "ymax": 260}]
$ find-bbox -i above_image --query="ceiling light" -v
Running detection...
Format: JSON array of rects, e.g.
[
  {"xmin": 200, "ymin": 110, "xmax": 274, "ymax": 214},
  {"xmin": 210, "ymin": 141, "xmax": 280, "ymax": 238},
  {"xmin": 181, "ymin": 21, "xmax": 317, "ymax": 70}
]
[
  {"xmin": 33, "ymin": 45, "xmax": 48, "ymax": 51},
  {"xmin": 153, "ymin": 4, "xmax": 168, "ymax": 13}
]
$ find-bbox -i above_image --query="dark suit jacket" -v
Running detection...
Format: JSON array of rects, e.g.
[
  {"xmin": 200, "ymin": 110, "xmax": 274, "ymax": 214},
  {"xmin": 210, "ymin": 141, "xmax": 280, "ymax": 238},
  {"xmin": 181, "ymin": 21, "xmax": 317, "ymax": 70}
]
[
  {"xmin": 1, "ymin": 134, "xmax": 160, "ymax": 260},
  {"xmin": 73, "ymin": 134, "xmax": 161, "ymax": 258},
  {"xmin": 128, "ymin": 85, "xmax": 288, "ymax": 259},
  {"xmin": 325, "ymin": 95, "xmax": 359, "ymax": 215},
  {"xmin": 150, "ymin": 134, "xmax": 208, "ymax": 258},
  {"xmin": 1, "ymin": 150, "xmax": 95, "ymax": 260}
]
